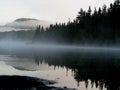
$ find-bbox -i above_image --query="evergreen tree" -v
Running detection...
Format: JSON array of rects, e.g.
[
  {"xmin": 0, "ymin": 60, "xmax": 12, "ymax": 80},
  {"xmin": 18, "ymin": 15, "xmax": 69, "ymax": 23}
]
[{"xmin": 32, "ymin": 0, "xmax": 120, "ymax": 45}]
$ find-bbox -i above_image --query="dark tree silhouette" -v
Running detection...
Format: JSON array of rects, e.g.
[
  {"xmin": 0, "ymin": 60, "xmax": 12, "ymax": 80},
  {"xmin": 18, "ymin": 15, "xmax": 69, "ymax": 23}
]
[{"xmin": 32, "ymin": 0, "xmax": 120, "ymax": 45}]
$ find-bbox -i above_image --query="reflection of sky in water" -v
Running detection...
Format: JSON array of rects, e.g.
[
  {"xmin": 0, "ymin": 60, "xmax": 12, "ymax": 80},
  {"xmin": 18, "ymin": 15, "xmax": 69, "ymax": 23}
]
[{"xmin": 0, "ymin": 55, "xmax": 106, "ymax": 90}]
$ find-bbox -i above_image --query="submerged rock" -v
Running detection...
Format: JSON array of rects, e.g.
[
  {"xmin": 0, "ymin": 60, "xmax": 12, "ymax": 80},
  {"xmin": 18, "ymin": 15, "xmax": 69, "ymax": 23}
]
[
  {"xmin": 0, "ymin": 75, "xmax": 75, "ymax": 90},
  {"xmin": 0, "ymin": 75, "xmax": 48, "ymax": 90}
]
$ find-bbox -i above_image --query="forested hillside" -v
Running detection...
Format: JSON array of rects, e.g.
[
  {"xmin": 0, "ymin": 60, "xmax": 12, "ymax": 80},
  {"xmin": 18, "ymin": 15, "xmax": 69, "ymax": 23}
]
[{"xmin": 33, "ymin": 0, "xmax": 120, "ymax": 45}]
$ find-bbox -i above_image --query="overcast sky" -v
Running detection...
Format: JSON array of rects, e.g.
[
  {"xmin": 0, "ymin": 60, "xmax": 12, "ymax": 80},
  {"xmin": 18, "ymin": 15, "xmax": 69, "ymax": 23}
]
[{"xmin": 0, "ymin": 0, "xmax": 114, "ymax": 24}]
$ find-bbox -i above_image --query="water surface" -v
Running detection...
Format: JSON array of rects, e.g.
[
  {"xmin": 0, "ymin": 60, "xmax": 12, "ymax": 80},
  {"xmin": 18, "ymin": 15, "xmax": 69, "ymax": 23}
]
[{"xmin": 0, "ymin": 46, "xmax": 120, "ymax": 90}]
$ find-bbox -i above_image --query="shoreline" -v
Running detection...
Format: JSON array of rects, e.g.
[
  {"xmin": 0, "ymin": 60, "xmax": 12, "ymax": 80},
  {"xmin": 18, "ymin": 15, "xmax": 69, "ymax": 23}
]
[{"xmin": 0, "ymin": 75, "xmax": 75, "ymax": 90}]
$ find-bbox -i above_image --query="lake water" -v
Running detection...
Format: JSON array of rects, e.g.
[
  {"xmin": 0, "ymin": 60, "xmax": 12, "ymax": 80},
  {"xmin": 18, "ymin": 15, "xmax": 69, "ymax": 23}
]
[{"xmin": 0, "ymin": 45, "xmax": 120, "ymax": 90}]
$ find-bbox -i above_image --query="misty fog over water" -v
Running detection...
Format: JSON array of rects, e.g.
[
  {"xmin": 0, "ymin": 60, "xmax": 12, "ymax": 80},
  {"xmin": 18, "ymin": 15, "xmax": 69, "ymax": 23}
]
[
  {"xmin": 0, "ymin": 42, "xmax": 120, "ymax": 90},
  {"xmin": 0, "ymin": 40, "xmax": 120, "ymax": 54}
]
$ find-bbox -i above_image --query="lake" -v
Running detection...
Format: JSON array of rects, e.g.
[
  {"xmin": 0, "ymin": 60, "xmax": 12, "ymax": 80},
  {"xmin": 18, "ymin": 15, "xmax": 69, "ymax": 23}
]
[{"xmin": 0, "ymin": 45, "xmax": 120, "ymax": 90}]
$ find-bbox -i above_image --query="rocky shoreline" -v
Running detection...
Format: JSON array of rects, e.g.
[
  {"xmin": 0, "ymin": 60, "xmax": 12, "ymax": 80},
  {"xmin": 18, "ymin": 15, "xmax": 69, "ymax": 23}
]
[{"xmin": 0, "ymin": 75, "xmax": 75, "ymax": 90}]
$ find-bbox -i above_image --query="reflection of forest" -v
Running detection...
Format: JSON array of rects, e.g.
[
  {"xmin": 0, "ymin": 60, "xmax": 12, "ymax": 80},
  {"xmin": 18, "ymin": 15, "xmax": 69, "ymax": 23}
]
[
  {"xmin": 0, "ymin": 47, "xmax": 120, "ymax": 90},
  {"xmin": 33, "ymin": 51, "xmax": 120, "ymax": 90}
]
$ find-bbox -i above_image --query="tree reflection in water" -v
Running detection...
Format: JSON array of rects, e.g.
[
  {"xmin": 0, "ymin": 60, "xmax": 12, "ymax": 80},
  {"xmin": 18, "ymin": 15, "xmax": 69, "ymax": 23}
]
[
  {"xmin": 0, "ymin": 47, "xmax": 120, "ymax": 90},
  {"xmin": 33, "ymin": 50, "xmax": 120, "ymax": 90}
]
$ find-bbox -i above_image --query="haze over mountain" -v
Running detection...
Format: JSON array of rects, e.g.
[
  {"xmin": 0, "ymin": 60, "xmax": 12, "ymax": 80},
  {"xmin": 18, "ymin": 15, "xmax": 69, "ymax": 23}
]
[{"xmin": 0, "ymin": 18, "xmax": 52, "ymax": 32}]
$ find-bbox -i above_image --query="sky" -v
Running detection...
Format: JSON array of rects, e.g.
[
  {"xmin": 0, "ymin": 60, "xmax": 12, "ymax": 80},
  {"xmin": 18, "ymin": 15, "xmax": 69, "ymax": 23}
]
[{"xmin": 0, "ymin": 0, "xmax": 115, "ymax": 24}]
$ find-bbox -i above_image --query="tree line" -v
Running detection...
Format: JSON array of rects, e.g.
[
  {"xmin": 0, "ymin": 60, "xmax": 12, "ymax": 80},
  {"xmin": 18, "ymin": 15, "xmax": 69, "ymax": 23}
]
[{"xmin": 33, "ymin": 0, "xmax": 120, "ymax": 45}]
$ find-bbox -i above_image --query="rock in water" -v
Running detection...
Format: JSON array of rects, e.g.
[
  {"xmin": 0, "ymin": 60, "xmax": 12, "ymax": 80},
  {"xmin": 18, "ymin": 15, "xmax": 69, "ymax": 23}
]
[
  {"xmin": 0, "ymin": 75, "xmax": 49, "ymax": 90},
  {"xmin": 0, "ymin": 75, "xmax": 75, "ymax": 90}
]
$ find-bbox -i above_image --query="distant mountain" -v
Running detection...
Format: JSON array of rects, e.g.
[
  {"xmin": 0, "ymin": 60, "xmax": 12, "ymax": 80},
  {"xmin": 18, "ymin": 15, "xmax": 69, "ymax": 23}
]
[
  {"xmin": 15, "ymin": 18, "xmax": 39, "ymax": 22},
  {"xmin": 0, "ymin": 18, "xmax": 52, "ymax": 32}
]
